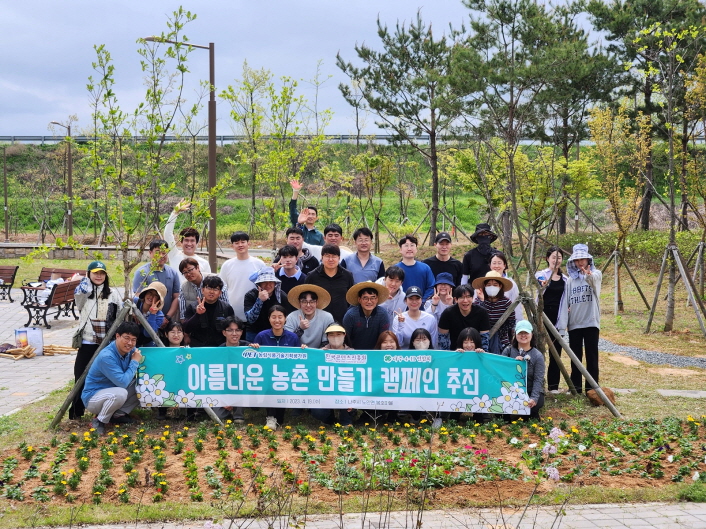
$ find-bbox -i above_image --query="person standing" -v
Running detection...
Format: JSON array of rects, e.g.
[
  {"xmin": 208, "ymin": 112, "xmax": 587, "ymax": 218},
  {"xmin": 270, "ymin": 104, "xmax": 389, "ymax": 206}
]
[
  {"xmin": 461, "ymin": 224, "xmax": 498, "ymax": 286},
  {"xmin": 284, "ymin": 285, "xmax": 334, "ymax": 348},
  {"xmin": 501, "ymin": 320, "xmax": 546, "ymax": 420},
  {"xmin": 423, "ymin": 232, "xmax": 463, "ymax": 286},
  {"xmin": 274, "ymin": 245, "xmax": 307, "ymax": 294},
  {"xmin": 220, "ymin": 232, "xmax": 266, "ymax": 321},
  {"xmin": 376, "ymin": 266, "xmax": 407, "ymax": 321},
  {"xmin": 183, "ymin": 275, "xmax": 235, "ymax": 347},
  {"xmin": 561, "ymin": 243, "xmax": 602, "ymax": 394},
  {"xmin": 163, "ymin": 199, "xmax": 210, "ymax": 281},
  {"xmin": 289, "ymin": 179, "xmax": 324, "ymax": 245},
  {"xmin": 341, "ymin": 227, "xmax": 385, "ymax": 283},
  {"xmin": 132, "ymin": 240, "xmax": 180, "ymax": 329},
  {"xmin": 273, "ymin": 228, "xmax": 319, "ymax": 275},
  {"xmin": 392, "ymin": 234, "xmax": 435, "ymax": 301},
  {"xmin": 69, "ymin": 261, "xmax": 123, "ymax": 420},
  {"xmin": 304, "ymin": 244, "xmax": 355, "ymax": 324},
  {"xmin": 535, "ymin": 246, "xmax": 568, "ymax": 393},
  {"xmin": 304, "ymin": 223, "xmax": 355, "ymax": 261},
  {"xmin": 178, "ymin": 258, "xmax": 229, "ymax": 321}
]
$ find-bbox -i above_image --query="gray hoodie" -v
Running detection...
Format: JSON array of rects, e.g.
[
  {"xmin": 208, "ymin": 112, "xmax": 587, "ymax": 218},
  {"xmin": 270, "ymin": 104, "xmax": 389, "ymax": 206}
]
[{"xmin": 562, "ymin": 245, "xmax": 602, "ymax": 331}]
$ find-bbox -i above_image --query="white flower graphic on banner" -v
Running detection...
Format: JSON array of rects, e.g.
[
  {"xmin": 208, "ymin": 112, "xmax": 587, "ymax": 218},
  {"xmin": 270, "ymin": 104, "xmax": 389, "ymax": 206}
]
[
  {"xmin": 138, "ymin": 374, "xmax": 155, "ymax": 394},
  {"xmin": 470, "ymin": 395, "xmax": 492, "ymax": 412},
  {"xmin": 508, "ymin": 382, "xmax": 527, "ymax": 400},
  {"xmin": 499, "ymin": 387, "xmax": 514, "ymax": 403},
  {"xmin": 175, "ymin": 389, "xmax": 197, "ymax": 407},
  {"xmin": 142, "ymin": 393, "xmax": 164, "ymax": 407},
  {"xmin": 206, "ymin": 397, "xmax": 219, "ymax": 407},
  {"xmin": 502, "ymin": 399, "xmax": 529, "ymax": 415}
]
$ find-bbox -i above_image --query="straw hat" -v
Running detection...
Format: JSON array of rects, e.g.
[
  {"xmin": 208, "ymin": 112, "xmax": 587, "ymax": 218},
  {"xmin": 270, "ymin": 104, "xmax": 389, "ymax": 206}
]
[
  {"xmin": 345, "ymin": 281, "xmax": 390, "ymax": 306},
  {"xmin": 471, "ymin": 270, "xmax": 513, "ymax": 292},
  {"xmin": 139, "ymin": 281, "xmax": 166, "ymax": 310},
  {"xmin": 287, "ymin": 284, "xmax": 331, "ymax": 309}
]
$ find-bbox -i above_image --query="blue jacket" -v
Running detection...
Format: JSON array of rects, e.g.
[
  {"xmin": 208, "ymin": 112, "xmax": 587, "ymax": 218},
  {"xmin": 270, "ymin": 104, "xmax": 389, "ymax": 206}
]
[{"xmin": 81, "ymin": 340, "xmax": 139, "ymax": 406}]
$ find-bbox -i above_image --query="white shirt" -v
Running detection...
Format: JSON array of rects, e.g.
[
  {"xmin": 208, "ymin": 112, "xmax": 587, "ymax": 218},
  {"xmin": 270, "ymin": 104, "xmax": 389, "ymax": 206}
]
[
  {"xmin": 163, "ymin": 210, "xmax": 210, "ymax": 282},
  {"xmin": 391, "ymin": 310, "xmax": 439, "ymax": 349},
  {"xmin": 220, "ymin": 256, "xmax": 266, "ymax": 320}
]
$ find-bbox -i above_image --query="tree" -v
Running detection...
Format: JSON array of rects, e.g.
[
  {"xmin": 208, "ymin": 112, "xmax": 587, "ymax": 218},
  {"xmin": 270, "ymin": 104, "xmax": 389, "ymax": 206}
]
[
  {"xmin": 586, "ymin": 0, "xmax": 706, "ymax": 231},
  {"xmin": 451, "ymin": 0, "xmax": 568, "ymax": 258},
  {"xmin": 337, "ymin": 12, "xmax": 467, "ymax": 244}
]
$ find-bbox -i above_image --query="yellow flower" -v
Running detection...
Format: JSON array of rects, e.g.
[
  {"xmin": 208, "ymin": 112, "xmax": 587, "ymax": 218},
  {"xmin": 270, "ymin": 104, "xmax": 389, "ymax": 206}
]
[
  {"xmin": 159, "ymin": 481, "xmax": 166, "ymax": 485},
  {"xmin": 119, "ymin": 489, "xmax": 126, "ymax": 494},
  {"xmin": 334, "ymin": 423, "xmax": 341, "ymax": 428},
  {"xmin": 94, "ymin": 492, "xmax": 101, "ymax": 495},
  {"xmin": 177, "ymin": 438, "xmax": 184, "ymax": 442},
  {"xmin": 571, "ymin": 428, "xmax": 579, "ymax": 434},
  {"xmin": 61, "ymin": 480, "xmax": 67, "ymax": 485},
  {"xmin": 107, "ymin": 451, "xmax": 114, "ymax": 456}
]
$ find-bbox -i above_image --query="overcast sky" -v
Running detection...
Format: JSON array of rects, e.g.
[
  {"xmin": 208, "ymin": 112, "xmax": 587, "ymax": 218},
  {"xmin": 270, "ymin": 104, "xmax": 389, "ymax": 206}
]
[{"xmin": 1, "ymin": 1, "xmax": 474, "ymax": 137}]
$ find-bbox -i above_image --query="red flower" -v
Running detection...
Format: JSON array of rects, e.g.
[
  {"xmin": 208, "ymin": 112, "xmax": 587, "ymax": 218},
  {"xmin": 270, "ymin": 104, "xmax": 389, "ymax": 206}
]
[
  {"xmin": 296, "ymin": 480, "xmax": 304, "ymax": 485},
  {"xmin": 443, "ymin": 470, "xmax": 451, "ymax": 475}
]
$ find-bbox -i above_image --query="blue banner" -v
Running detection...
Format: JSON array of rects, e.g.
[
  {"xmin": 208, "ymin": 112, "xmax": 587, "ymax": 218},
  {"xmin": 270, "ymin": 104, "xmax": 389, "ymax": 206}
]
[{"xmin": 137, "ymin": 346, "xmax": 529, "ymax": 415}]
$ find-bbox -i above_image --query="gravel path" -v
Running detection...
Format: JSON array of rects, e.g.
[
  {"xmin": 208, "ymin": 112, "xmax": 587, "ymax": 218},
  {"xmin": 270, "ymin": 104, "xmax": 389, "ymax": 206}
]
[{"xmin": 599, "ymin": 338, "xmax": 706, "ymax": 370}]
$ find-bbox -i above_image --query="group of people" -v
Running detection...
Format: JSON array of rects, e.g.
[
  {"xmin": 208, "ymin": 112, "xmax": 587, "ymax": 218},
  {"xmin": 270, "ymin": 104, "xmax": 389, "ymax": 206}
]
[{"xmin": 70, "ymin": 186, "xmax": 603, "ymax": 433}]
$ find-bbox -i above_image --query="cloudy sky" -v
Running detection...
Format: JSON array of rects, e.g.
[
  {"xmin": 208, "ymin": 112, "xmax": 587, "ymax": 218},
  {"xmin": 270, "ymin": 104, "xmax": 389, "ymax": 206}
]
[{"xmin": 1, "ymin": 1, "xmax": 473, "ymax": 137}]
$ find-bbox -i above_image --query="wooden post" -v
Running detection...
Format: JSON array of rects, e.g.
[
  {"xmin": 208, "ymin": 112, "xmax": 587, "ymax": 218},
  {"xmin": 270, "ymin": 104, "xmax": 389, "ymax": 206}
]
[
  {"xmin": 645, "ymin": 247, "xmax": 670, "ymax": 333},
  {"xmin": 671, "ymin": 246, "xmax": 706, "ymax": 337},
  {"xmin": 540, "ymin": 313, "xmax": 622, "ymax": 418}
]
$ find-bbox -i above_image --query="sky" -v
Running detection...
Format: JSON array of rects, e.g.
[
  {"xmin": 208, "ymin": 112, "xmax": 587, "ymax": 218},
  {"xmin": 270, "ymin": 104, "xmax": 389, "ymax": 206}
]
[{"xmin": 0, "ymin": 1, "xmax": 473, "ymax": 137}]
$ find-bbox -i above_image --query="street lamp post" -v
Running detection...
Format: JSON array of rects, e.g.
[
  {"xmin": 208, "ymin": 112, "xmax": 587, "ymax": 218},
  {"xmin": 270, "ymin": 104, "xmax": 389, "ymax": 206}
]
[
  {"xmin": 50, "ymin": 122, "xmax": 73, "ymax": 238},
  {"xmin": 144, "ymin": 37, "xmax": 217, "ymax": 272},
  {"xmin": 2, "ymin": 146, "xmax": 8, "ymax": 243}
]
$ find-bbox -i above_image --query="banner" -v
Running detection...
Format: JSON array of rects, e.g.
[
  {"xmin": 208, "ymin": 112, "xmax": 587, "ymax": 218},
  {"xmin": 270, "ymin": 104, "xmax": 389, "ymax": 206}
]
[{"xmin": 137, "ymin": 346, "xmax": 530, "ymax": 415}]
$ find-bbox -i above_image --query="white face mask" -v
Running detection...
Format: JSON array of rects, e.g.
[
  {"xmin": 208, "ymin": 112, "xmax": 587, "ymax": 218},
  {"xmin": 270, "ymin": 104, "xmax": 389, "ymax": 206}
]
[
  {"xmin": 413, "ymin": 340, "xmax": 430, "ymax": 350},
  {"xmin": 485, "ymin": 285, "xmax": 501, "ymax": 298},
  {"xmin": 327, "ymin": 335, "xmax": 345, "ymax": 348}
]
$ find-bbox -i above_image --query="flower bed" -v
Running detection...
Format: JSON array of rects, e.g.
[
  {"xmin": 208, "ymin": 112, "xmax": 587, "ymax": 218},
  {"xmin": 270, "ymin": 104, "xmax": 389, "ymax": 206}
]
[{"xmin": 1, "ymin": 416, "xmax": 705, "ymax": 506}]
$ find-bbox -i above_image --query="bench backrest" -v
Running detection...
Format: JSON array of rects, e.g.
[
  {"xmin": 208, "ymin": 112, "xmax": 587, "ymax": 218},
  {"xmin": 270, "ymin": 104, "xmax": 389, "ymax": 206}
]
[
  {"xmin": 46, "ymin": 280, "xmax": 81, "ymax": 306},
  {"xmin": 37, "ymin": 268, "xmax": 84, "ymax": 282},
  {"xmin": 0, "ymin": 265, "xmax": 18, "ymax": 283}
]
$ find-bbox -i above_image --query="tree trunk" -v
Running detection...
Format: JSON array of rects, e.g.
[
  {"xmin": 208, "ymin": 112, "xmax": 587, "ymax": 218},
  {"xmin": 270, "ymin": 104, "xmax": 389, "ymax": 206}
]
[
  {"xmin": 664, "ymin": 257, "xmax": 676, "ymax": 332},
  {"xmin": 639, "ymin": 80, "xmax": 654, "ymax": 231},
  {"xmin": 679, "ymin": 119, "xmax": 690, "ymax": 231},
  {"xmin": 429, "ymin": 130, "xmax": 439, "ymax": 245}
]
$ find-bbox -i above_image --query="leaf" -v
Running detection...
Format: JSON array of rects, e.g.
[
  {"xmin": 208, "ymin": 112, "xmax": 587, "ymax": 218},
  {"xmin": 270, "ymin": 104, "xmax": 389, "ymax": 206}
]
[
  {"xmin": 502, "ymin": 381, "xmax": 512, "ymax": 389},
  {"xmin": 489, "ymin": 404, "xmax": 504, "ymax": 413},
  {"xmin": 153, "ymin": 374, "xmax": 164, "ymax": 382},
  {"xmin": 195, "ymin": 400, "xmax": 202, "ymax": 407},
  {"xmin": 516, "ymin": 364, "xmax": 523, "ymax": 373},
  {"xmin": 162, "ymin": 400, "xmax": 176, "ymax": 407}
]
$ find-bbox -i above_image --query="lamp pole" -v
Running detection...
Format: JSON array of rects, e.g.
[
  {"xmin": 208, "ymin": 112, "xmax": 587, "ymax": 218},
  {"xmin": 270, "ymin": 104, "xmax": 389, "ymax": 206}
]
[
  {"xmin": 50, "ymin": 121, "xmax": 73, "ymax": 237},
  {"xmin": 2, "ymin": 146, "xmax": 8, "ymax": 242},
  {"xmin": 144, "ymin": 37, "xmax": 217, "ymax": 272}
]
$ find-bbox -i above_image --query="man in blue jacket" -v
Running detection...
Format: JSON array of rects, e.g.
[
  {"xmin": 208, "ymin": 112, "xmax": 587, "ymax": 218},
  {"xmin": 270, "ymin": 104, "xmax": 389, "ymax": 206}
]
[{"xmin": 82, "ymin": 322, "xmax": 143, "ymax": 434}]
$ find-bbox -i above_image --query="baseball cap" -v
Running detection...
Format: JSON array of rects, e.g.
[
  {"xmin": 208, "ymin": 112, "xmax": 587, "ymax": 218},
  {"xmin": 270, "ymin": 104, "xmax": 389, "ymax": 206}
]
[
  {"xmin": 87, "ymin": 261, "xmax": 107, "ymax": 273},
  {"xmin": 435, "ymin": 232, "xmax": 452, "ymax": 243},
  {"xmin": 515, "ymin": 320, "xmax": 534, "ymax": 334},
  {"xmin": 405, "ymin": 286, "xmax": 423, "ymax": 298}
]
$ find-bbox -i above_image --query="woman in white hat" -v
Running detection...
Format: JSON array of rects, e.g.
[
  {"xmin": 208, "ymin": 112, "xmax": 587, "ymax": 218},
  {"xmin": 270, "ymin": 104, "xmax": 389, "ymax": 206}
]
[
  {"xmin": 135, "ymin": 281, "xmax": 167, "ymax": 347},
  {"xmin": 243, "ymin": 267, "xmax": 294, "ymax": 342},
  {"xmin": 70, "ymin": 261, "xmax": 123, "ymax": 420},
  {"xmin": 472, "ymin": 271, "xmax": 516, "ymax": 354},
  {"xmin": 561, "ymin": 243, "xmax": 602, "ymax": 394},
  {"xmin": 501, "ymin": 320, "xmax": 545, "ymax": 420}
]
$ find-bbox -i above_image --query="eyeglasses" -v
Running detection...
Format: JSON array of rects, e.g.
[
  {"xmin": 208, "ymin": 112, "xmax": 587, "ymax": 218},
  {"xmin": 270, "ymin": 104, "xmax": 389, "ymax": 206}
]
[
  {"xmin": 360, "ymin": 295, "xmax": 378, "ymax": 302},
  {"xmin": 458, "ymin": 295, "xmax": 473, "ymax": 300},
  {"xmin": 299, "ymin": 300, "xmax": 317, "ymax": 305},
  {"xmin": 224, "ymin": 328, "xmax": 243, "ymax": 334},
  {"xmin": 182, "ymin": 267, "xmax": 198, "ymax": 275},
  {"xmin": 118, "ymin": 335, "xmax": 137, "ymax": 343}
]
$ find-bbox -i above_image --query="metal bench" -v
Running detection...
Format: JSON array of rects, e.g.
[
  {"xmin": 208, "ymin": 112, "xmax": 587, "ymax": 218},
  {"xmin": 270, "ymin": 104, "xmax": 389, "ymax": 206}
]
[
  {"xmin": 0, "ymin": 265, "xmax": 19, "ymax": 302},
  {"xmin": 24, "ymin": 279, "xmax": 81, "ymax": 328},
  {"xmin": 21, "ymin": 268, "xmax": 84, "ymax": 306}
]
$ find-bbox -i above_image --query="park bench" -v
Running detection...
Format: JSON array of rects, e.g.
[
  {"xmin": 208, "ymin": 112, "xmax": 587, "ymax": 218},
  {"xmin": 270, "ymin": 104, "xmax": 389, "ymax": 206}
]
[
  {"xmin": 20, "ymin": 268, "xmax": 84, "ymax": 306},
  {"xmin": 24, "ymin": 279, "xmax": 81, "ymax": 329},
  {"xmin": 0, "ymin": 265, "xmax": 19, "ymax": 303}
]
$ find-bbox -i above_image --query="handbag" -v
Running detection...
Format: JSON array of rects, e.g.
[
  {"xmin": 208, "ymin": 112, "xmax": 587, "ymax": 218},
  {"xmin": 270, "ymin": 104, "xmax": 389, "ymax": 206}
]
[{"xmin": 71, "ymin": 323, "xmax": 87, "ymax": 349}]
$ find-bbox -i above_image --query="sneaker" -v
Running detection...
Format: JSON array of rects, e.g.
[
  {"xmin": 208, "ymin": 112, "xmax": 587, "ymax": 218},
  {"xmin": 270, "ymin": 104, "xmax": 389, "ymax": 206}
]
[
  {"xmin": 233, "ymin": 418, "xmax": 245, "ymax": 425},
  {"xmin": 265, "ymin": 416, "xmax": 279, "ymax": 430},
  {"xmin": 432, "ymin": 417, "xmax": 443, "ymax": 429},
  {"xmin": 111, "ymin": 413, "xmax": 135, "ymax": 424},
  {"xmin": 91, "ymin": 418, "xmax": 106, "ymax": 435},
  {"xmin": 549, "ymin": 389, "xmax": 561, "ymax": 395}
]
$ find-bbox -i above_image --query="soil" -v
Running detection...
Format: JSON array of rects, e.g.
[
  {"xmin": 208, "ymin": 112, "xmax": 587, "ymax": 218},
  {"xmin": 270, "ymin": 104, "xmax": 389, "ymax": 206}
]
[
  {"xmin": 4, "ymin": 418, "xmax": 702, "ymax": 508},
  {"xmin": 606, "ymin": 355, "xmax": 641, "ymax": 367}
]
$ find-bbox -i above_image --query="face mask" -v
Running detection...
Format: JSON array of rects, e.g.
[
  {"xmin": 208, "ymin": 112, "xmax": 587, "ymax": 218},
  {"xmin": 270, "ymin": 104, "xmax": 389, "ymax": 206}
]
[
  {"xmin": 413, "ymin": 340, "xmax": 430, "ymax": 350},
  {"xmin": 476, "ymin": 235, "xmax": 493, "ymax": 245},
  {"xmin": 328, "ymin": 336, "xmax": 345, "ymax": 348},
  {"xmin": 485, "ymin": 285, "xmax": 501, "ymax": 298}
]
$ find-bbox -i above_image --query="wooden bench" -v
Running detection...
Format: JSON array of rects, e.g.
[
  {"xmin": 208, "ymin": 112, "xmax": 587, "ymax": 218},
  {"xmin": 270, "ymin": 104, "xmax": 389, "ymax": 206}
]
[
  {"xmin": 0, "ymin": 265, "xmax": 19, "ymax": 303},
  {"xmin": 24, "ymin": 279, "xmax": 81, "ymax": 329},
  {"xmin": 21, "ymin": 268, "xmax": 84, "ymax": 306}
]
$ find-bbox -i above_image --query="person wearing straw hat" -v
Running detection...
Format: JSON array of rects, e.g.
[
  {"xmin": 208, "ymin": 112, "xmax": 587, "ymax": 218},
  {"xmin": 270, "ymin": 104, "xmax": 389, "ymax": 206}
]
[
  {"xmin": 243, "ymin": 267, "xmax": 294, "ymax": 342},
  {"xmin": 472, "ymin": 270, "xmax": 516, "ymax": 354},
  {"xmin": 342, "ymin": 281, "xmax": 391, "ymax": 350},
  {"xmin": 284, "ymin": 285, "xmax": 334, "ymax": 348},
  {"xmin": 461, "ymin": 223, "xmax": 498, "ymax": 286},
  {"xmin": 135, "ymin": 281, "xmax": 167, "ymax": 348},
  {"xmin": 561, "ymin": 243, "xmax": 602, "ymax": 394},
  {"xmin": 304, "ymin": 244, "xmax": 355, "ymax": 324}
]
